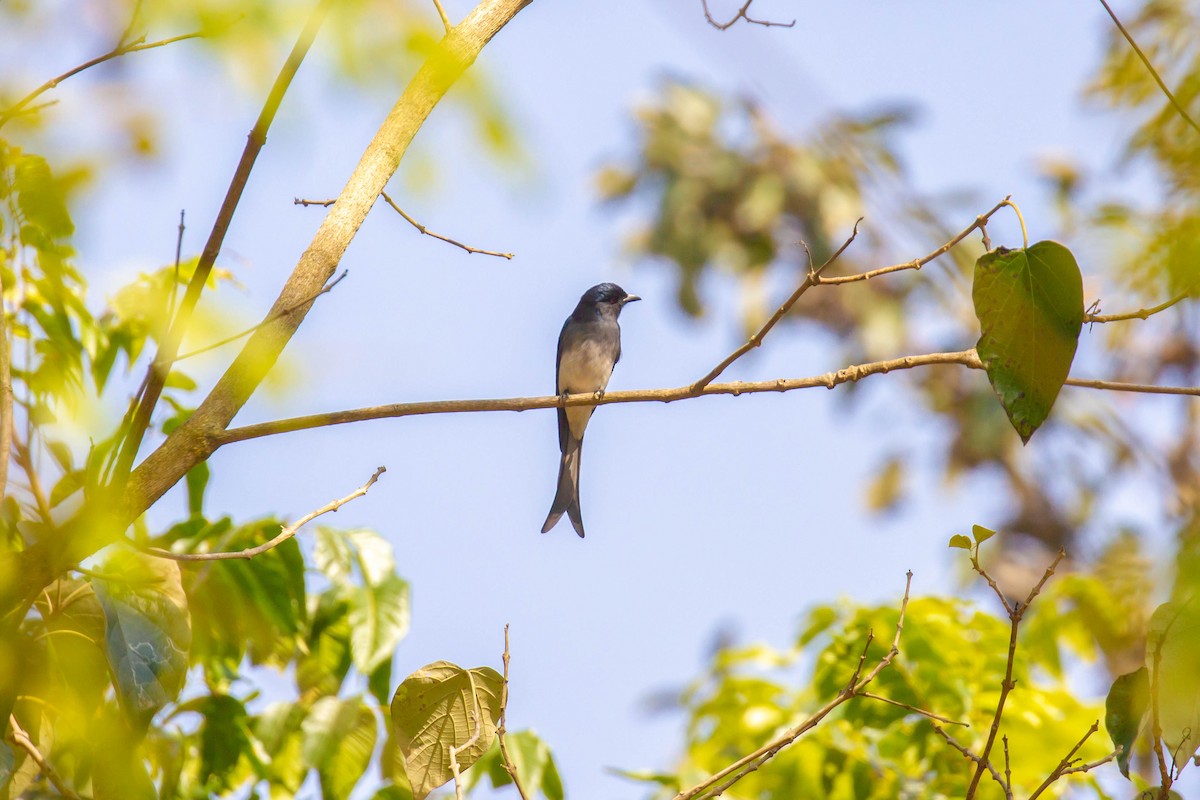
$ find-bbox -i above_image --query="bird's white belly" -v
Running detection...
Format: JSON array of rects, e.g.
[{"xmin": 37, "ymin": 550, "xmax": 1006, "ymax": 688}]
[{"xmin": 558, "ymin": 340, "xmax": 614, "ymax": 440}]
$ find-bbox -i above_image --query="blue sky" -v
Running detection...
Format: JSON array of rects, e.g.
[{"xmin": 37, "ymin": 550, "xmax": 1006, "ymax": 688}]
[{"xmin": 8, "ymin": 0, "xmax": 1189, "ymax": 796}]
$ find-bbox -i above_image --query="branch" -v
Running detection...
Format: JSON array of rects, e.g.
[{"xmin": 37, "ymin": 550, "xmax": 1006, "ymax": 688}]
[
  {"xmin": 432, "ymin": 0, "xmax": 454, "ymax": 33},
  {"xmin": 1096, "ymin": 0, "xmax": 1200, "ymax": 137},
  {"xmin": 692, "ymin": 219, "xmax": 861, "ymax": 391},
  {"xmin": 700, "ymin": 0, "xmax": 795, "ymax": 30},
  {"xmin": 0, "ymin": 279, "xmax": 11, "ymax": 503},
  {"xmin": 497, "ymin": 624, "xmax": 533, "ymax": 800},
  {"xmin": 0, "ymin": 31, "xmax": 204, "ymax": 128},
  {"xmin": 113, "ymin": 0, "xmax": 337, "ymax": 483},
  {"xmin": 143, "ymin": 466, "xmax": 384, "ymax": 562},
  {"xmin": 856, "ymin": 691, "xmax": 969, "ymax": 727},
  {"xmin": 964, "ymin": 549, "xmax": 1066, "ymax": 800},
  {"xmin": 175, "ymin": 270, "xmax": 348, "ymax": 361},
  {"xmin": 931, "ymin": 724, "xmax": 1010, "ymax": 798},
  {"xmin": 1084, "ymin": 290, "xmax": 1190, "ymax": 323},
  {"xmin": 673, "ymin": 571, "xmax": 913, "ymax": 800},
  {"xmin": 295, "ymin": 194, "xmax": 514, "ymax": 259},
  {"xmin": 6, "ymin": 713, "xmax": 79, "ymax": 799},
  {"xmin": 124, "ymin": 0, "xmax": 533, "ymax": 524},
  {"xmin": 449, "ymin": 670, "xmax": 484, "ymax": 800},
  {"xmin": 214, "ymin": 348, "xmax": 1200, "ymax": 447},
  {"xmin": 1027, "ymin": 721, "xmax": 1105, "ymax": 800}
]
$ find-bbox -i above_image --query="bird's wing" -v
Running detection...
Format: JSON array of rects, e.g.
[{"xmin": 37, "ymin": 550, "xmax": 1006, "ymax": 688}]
[{"xmin": 555, "ymin": 316, "xmax": 570, "ymax": 453}]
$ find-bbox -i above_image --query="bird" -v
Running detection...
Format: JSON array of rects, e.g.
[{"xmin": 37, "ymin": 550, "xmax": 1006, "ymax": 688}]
[{"xmin": 541, "ymin": 283, "xmax": 641, "ymax": 537}]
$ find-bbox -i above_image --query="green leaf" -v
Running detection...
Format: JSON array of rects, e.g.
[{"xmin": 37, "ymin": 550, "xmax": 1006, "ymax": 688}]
[
  {"xmin": 972, "ymin": 241, "xmax": 1083, "ymax": 443},
  {"xmin": 493, "ymin": 730, "xmax": 562, "ymax": 800},
  {"xmin": 175, "ymin": 694, "xmax": 250, "ymax": 788},
  {"xmin": 185, "ymin": 461, "xmax": 209, "ymax": 517},
  {"xmin": 371, "ymin": 785, "xmax": 415, "ymax": 800},
  {"xmin": 348, "ymin": 574, "xmax": 410, "ymax": 674},
  {"xmin": 13, "ymin": 152, "xmax": 74, "ymax": 242},
  {"xmin": 948, "ymin": 534, "xmax": 972, "ymax": 550},
  {"xmin": 253, "ymin": 701, "xmax": 308, "ymax": 792},
  {"xmin": 0, "ymin": 742, "xmax": 13, "ymax": 790},
  {"xmin": 301, "ymin": 696, "xmax": 378, "ymax": 800},
  {"xmin": 1148, "ymin": 601, "xmax": 1200, "ymax": 764},
  {"xmin": 315, "ymin": 527, "xmax": 395, "ymax": 586},
  {"xmin": 390, "ymin": 661, "xmax": 504, "ymax": 800},
  {"xmin": 971, "ymin": 524, "xmax": 996, "ymax": 544},
  {"xmin": 296, "ymin": 592, "xmax": 353, "ymax": 698},
  {"xmin": 93, "ymin": 550, "xmax": 191, "ymax": 730},
  {"xmin": 48, "ymin": 469, "xmax": 84, "ymax": 507},
  {"xmin": 370, "ymin": 657, "xmax": 394, "ymax": 707},
  {"xmin": 1104, "ymin": 667, "xmax": 1148, "ymax": 778}
]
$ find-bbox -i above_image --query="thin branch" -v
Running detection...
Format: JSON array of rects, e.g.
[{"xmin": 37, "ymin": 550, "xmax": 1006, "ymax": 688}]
[
  {"xmin": 432, "ymin": 0, "xmax": 454, "ymax": 33},
  {"xmin": 1003, "ymin": 735, "xmax": 1012, "ymax": 794},
  {"xmin": 215, "ymin": 348, "xmax": 1200, "ymax": 447},
  {"xmin": 1096, "ymin": 0, "xmax": 1200, "ymax": 137},
  {"xmin": 0, "ymin": 274, "xmax": 12, "ymax": 503},
  {"xmin": 295, "ymin": 194, "xmax": 514, "ymax": 259},
  {"xmin": 112, "ymin": 0, "xmax": 338, "ymax": 483},
  {"xmin": 964, "ymin": 549, "xmax": 1066, "ymax": 800},
  {"xmin": 700, "ymin": 0, "xmax": 795, "ymax": 30},
  {"xmin": 142, "ymin": 466, "xmax": 384, "ymax": 562},
  {"xmin": 692, "ymin": 219, "xmax": 861, "ymax": 391},
  {"xmin": 931, "ymin": 724, "xmax": 1010, "ymax": 797},
  {"xmin": 12, "ymin": 439, "xmax": 52, "ymax": 525},
  {"xmin": 1028, "ymin": 721, "xmax": 1101, "ymax": 800},
  {"xmin": 167, "ymin": 210, "xmax": 185, "ymax": 322},
  {"xmin": 818, "ymin": 195, "xmax": 1014, "ymax": 287},
  {"xmin": 175, "ymin": 271, "xmax": 348, "ymax": 361},
  {"xmin": 0, "ymin": 31, "xmax": 204, "ymax": 128},
  {"xmin": 673, "ymin": 571, "xmax": 914, "ymax": 800},
  {"xmin": 857, "ymin": 691, "xmax": 968, "ymax": 727},
  {"xmin": 1058, "ymin": 748, "xmax": 1121, "ymax": 777},
  {"xmin": 497, "ymin": 624, "xmax": 533, "ymax": 800},
  {"xmin": 1085, "ymin": 291, "xmax": 1190, "ymax": 323},
  {"xmin": 7, "ymin": 714, "xmax": 79, "ymax": 799}
]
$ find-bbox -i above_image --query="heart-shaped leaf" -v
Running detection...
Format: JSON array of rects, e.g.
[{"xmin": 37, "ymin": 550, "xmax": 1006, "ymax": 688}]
[
  {"xmin": 1148, "ymin": 601, "xmax": 1200, "ymax": 766},
  {"xmin": 973, "ymin": 241, "xmax": 1083, "ymax": 443},
  {"xmin": 390, "ymin": 662, "xmax": 503, "ymax": 800}
]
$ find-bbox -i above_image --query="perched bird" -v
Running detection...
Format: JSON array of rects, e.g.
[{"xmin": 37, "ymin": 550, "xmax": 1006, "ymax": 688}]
[{"xmin": 541, "ymin": 283, "xmax": 641, "ymax": 537}]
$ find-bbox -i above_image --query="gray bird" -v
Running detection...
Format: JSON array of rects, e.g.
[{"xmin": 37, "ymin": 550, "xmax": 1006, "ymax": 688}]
[{"xmin": 541, "ymin": 283, "xmax": 641, "ymax": 537}]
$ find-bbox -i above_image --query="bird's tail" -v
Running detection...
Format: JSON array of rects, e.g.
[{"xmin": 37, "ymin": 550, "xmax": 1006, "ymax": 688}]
[{"xmin": 541, "ymin": 443, "xmax": 584, "ymax": 537}]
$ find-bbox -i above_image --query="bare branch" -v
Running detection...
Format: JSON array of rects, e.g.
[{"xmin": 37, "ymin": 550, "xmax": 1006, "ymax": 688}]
[
  {"xmin": 931, "ymin": 725, "xmax": 1009, "ymax": 797},
  {"xmin": 0, "ymin": 31, "xmax": 204, "ymax": 128},
  {"xmin": 964, "ymin": 549, "xmax": 1066, "ymax": 800},
  {"xmin": 167, "ymin": 210, "xmax": 186, "ymax": 322},
  {"xmin": 176, "ymin": 271, "xmax": 348, "ymax": 361},
  {"xmin": 7, "ymin": 713, "xmax": 79, "ymax": 799},
  {"xmin": 214, "ymin": 348, "xmax": 1200, "ymax": 447},
  {"xmin": 692, "ymin": 219, "xmax": 861, "ymax": 391},
  {"xmin": 432, "ymin": 0, "xmax": 454, "ymax": 33},
  {"xmin": 1085, "ymin": 291, "xmax": 1190, "ymax": 324},
  {"xmin": 143, "ymin": 466, "xmax": 384, "ymax": 562},
  {"xmin": 701, "ymin": 0, "xmax": 795, "ymax": 30},
  {"xmin": 296, "ymin": 194, "xmax": 514, "ymax": 258},
  {"xmin": 857, "ymin": 691, "xmax": 969, "ymax": 727},
  {"xmin": 673, "ymin": 571, "xmax": 914, "ymax": 800},
  {"xmin": 1028, "ymin": 720, "xmax": 1103, "ymax": 800},
  {"xmin": 497, "ymin": 624, "xmax": 533, "ymax": 800},
  {"xmin": 1096, "ymin": 0, "xmax": 1200, "ymax": 137}
]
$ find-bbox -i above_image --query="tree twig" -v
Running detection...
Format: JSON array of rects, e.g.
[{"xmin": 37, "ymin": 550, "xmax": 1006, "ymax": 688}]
[
  {"xmin": 295, "ymin": 194, "xmax": 514, "ymax": 259},
  {"xmin": 673, "ymin": 571, "xmax": 914, "ymax": 800},
  {"xmin": 964, "ymin": 549, "xmax": 1066, "ymax": 800},
  {"xmin": 113, "ymin": 0, "xmax": 338, "ymax": 483},
  {"xmin": 449, "ymin": 670, "xmax": 484, "ymax": 800},
  {"xmin": 142, "ymin": 466, "xmax": 384, "ymax": 562},
  {"xmin": 213, "ymin": 348, "xmax": 1200, "ymax": 448},
  {"xmin": 0, "ymin": 31, "xmax": 204, "ymax": 128},
  {"xmin": 930, "ymin": 724, "xmax": 1010, "ymax": 797},
  {"xmin": 1096, "ymin": 0, "xmax": 1200, "ymax": 137},
  {"xmin": 1084, "ymin": 291, "xmax": 1190, "ymax": 323},
  {"xmin": 700, "ymin": 0, "xmax": 795, "ymax": 30},
  {"xmin": 175, "ymin": 270, "xmax": 348, "ymax": 361},
  {"xmin": 7, "ymin": 713, "xmax": 79, "ymax": 798},
  {"xmin": 497, "ymin": 624, "xmax": 532, "ymax": 800},
  {"xmin": 857, "ymin": 691, "xmax": 968, "ymax": 727},
  {"xmin": 1028, "ymin": 720, "xmax": 1102, "ymax": 800}
]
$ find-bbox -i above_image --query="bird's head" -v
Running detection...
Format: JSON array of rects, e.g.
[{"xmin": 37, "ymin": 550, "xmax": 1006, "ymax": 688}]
[{"xmin": 580, "ymin": 282, "xmax": 641, "ymax": 315}]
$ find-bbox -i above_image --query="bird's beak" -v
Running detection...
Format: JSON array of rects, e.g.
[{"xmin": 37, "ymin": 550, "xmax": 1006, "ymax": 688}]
[{"xmin": 624, "ymin": 295, "xmax": 642, "ymax": 304}]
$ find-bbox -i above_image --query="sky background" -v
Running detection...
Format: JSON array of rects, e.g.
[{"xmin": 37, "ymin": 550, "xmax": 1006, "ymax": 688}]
[{"xmin": 6, "ymin": 0, "xmax": 1192, "ymax": 797}]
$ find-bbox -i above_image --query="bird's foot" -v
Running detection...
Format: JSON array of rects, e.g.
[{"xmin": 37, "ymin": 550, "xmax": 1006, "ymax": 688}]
[{"xmin": 592, "ymin": 389, "xmax": 605, "ymax": 402}]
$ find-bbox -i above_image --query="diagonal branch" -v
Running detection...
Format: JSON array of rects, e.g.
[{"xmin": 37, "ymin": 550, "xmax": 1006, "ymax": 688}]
[
  {"xmin": 1084, "ymin": 290, "xmax": 1191, "ymax": 323},
  {"xmin": 143, "ymin": 466, "xmax": 384, "ymax": 562},
  {"xmin": 0, "ymin": 31, "xmax": 203, "ymax": 128},
  {"xmin": 700, "ymin": 0, "xmax": 795, "ymax": 30},
  {"xmin": 931, "ymin": 724, "xmax": 1010, "ymax": 798},
  {"xmin": 673, "ymin": 571, "xmax": 913, "ymax": 800},
  {"xmin": 7, "ymin": 713, "xmax": 79, "ymax": 798},
  {"xmin": 123, "ymin": 0, "xmax": 534, "ymax": 525},
  {"xmin": 1027, "ymin": 721, "xmax": 1105, "ymax": 800},
  {"xmin": 497, "ymin": 624, "xmax": 533, "ymax": 800},
  {"xmin": 1096, "ymin": 0, "xmax": 1200, "ymax": 137},
  {"xmin": 112, "ymin": 0, "xmax": 338, "ymax": 483}
]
